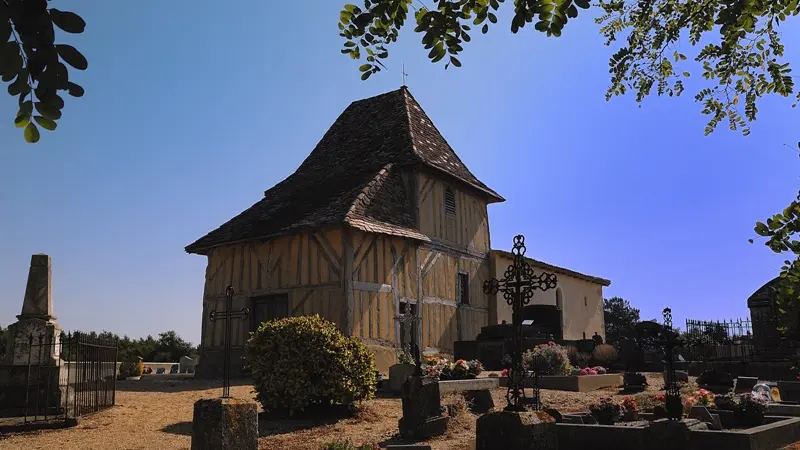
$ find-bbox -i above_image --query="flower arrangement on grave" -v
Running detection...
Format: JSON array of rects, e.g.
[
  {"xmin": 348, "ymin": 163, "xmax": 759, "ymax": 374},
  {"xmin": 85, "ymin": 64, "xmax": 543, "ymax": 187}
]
[
  {"xmin": 713, "ymin": 392, "xmax": 737, "ymax": 411},
  {"xmin": 651, "ymin": 393, "xmax": 667, "ymax": 418},
  {"xmin": 523, "ymin": 341, "xmax": 572, "ymax": 376},
  {"xmin": 134, "ymin": 359, "xmax": 144, "ymax": 377},
  {"xmin": 577, "ymin": 366, "xmax": 607, "ymax": 376},
  {"xmin": 423, "ymin": 358, "xmax": 483, "ymax": 380},
  {"xmin": 686, "ymin": 388, "xmax": 715, "ymax": 408},
  {"xmin": 143, "ymin": 366, "xmax": 153, "ymax": 375},
  {"xmin": 589, "ymin": 397, "xmax": 623, "ymax": 425},
  {"xmin": 620, "ymin": 395, "xmax": 640, "ymax": 421},
  {"xmin": 735, "ymin": 393, "xmax": 766, "ymax": 427}
]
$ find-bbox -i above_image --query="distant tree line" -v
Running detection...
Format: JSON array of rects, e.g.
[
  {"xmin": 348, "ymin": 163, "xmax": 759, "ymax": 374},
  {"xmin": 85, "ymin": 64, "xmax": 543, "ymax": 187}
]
[{"xmin": 0, "ymin": 325, "xmax": 197, "ymax": 363}]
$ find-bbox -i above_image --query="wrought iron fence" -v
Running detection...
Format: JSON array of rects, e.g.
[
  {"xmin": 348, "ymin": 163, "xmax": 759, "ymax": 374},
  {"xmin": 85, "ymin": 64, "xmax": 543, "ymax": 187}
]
[
  {"xmin": 683, "ymin": 318, "xmax": 757, "ymax": 362},
  {"xmin": 0, "ymin": 331, "xmax": 118, "ymax": 428}
]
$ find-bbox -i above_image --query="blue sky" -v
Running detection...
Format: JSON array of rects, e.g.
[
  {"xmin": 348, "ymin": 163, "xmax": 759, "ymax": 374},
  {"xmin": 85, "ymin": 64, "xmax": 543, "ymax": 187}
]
[{"xmin": 1, "ymin": 2, "xmax": 798, "ymax": 345}]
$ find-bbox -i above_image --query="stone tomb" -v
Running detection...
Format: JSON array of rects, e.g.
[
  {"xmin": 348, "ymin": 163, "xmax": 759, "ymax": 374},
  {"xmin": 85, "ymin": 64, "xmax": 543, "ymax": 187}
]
[{"xmin": 476, "ymin": 410, "xmax": 558, "ymax": 450}]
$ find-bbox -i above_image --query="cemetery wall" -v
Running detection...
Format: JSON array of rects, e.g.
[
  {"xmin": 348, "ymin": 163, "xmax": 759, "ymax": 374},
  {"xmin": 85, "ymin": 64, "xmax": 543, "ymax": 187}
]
[{"xmin": 492, "ymin": 252, "xmax": 607, "ymax": 341}]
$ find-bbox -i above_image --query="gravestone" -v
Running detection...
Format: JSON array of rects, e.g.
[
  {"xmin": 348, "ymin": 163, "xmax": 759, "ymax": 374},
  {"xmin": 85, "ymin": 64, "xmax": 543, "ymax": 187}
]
[
  {"xmin": 464, "ymin": 390, "xmax": 495, "ymax": 414},
  {"xmin": 156, "ymin": 368, "xmax": 166, "ymax": 375},
  {"xmin": 475, "ymin": 410, "xmax": 557, "ymax": 450},
  {"xmin": 191, "ymin": 398, "xmax": 258, "ymax": 450},
  {"xmin": 398, "ymin": 376, "xmax": 449, "ymax": 440},
  {"xmin": 180, "ymin": 356, "xmax": 195, "ymax": 374},
  {"xmin": 735, "ymin": 376, "xmax": 759, "ymax": 394},
  {"xmin": 697, "ymin": 369, "xmax": 734, "ymax": 394},
  {"xmin": 170, "ymin": 364, "xmax": 179, "ymax": 374}
]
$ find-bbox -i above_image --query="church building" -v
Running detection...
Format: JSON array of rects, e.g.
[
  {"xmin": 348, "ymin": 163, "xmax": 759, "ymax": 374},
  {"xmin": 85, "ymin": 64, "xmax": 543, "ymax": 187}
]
[{"xmin": 185, "ymin": 87, "xmax": 610, "ymax": 376}]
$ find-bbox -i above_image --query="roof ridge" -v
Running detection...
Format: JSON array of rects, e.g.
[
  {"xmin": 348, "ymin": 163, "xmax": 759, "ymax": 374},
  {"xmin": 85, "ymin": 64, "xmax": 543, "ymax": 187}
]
[{"xmin": 399, "ymin": 88, "xmax": 425, "ymax": 165}]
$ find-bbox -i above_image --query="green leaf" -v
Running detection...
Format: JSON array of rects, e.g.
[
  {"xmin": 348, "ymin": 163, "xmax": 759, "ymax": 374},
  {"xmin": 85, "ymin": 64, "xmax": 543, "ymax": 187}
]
[
  {"xmin": 34, "ymin": 116, "xmax": 57, "ymax": 131},
  {"xmin": 482, "ymin": 23, "xmax": 489, "ymax": 34},
  {"xmin": 19, "ymin": 100, "xmax": 32, "ymax": 116},
  {"xmin": 66, "ymin": 82, "xmax": 84, "ymax": 98},
  {"xmin": 56, "ymin": 45, "xmax": 88, "ymax": 70},
  {"xmin": 14, "ymin": 114, "xmax": 29, "ymax": 128},
  {"xmin": 24, "ymin": 122, "xmax": 40, "ymax": 143},
  {"xmin": 360, "ymin": 70, "xmax": 372, "ymax": 81},
  {"xmin": 748, "ymin": 239, "xmax": 755, "ymax": 244},
  {"xmin": 35, "ymin": 102, "xmax": 62, "ymax": 121},
  {"xmin": 574, "ymin": 0, "xmax": 590, "ymax": 8},
  {"xmin": 358, "ymin": 64, "xmax": 371, "ymax": 72},
  {"xmin": 450, "ymin": 56, "xmax": 462, "ymax": 67},
  {"xmin": 49, "ymin": 9, "xmax": 86, "ymax": 34}
]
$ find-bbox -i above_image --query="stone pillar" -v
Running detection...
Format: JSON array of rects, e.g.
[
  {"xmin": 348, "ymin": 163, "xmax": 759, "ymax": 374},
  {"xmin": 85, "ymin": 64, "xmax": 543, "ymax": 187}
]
[
  {"xmin": 5, "ymin": 254, "xmax": 61, "ymax": 366},
  {"xmin": 191, "ymin": 398, "xmax": 258, "ymax": 450}
]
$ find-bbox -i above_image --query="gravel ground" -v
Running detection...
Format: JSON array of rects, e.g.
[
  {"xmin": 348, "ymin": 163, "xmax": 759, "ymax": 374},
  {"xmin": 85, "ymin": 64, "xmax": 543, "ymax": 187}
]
[{"xmin": 0, "ymin": 373, "xmax": 711, "ymax": 450}]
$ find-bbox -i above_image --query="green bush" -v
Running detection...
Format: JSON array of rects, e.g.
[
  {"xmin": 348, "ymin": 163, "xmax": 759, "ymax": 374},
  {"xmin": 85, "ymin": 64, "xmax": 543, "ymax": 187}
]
[
  {"xmin": 246, "ymin": 314, "xmax": 377, "ymax": 418},
  {"xmin": 523, "ymin": 341, "xmax": 572, "ymax": 375}
]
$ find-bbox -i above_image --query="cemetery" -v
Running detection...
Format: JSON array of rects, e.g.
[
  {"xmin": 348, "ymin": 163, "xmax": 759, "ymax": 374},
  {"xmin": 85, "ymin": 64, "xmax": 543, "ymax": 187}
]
[{"xmin": 4, "ymin": 90, "xmax": 800, "ymax": 450}]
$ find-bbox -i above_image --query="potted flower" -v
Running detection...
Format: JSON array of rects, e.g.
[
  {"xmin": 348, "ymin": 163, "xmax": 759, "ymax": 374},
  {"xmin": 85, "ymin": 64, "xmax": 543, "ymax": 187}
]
[
  {"xmin": 652, "ymin": 393, "xmax": 667, "ymax": 418},
  {"xmin": 589, "ymin": 398, "xmax": 623, "ymax": 425},
  {"xmin": 621, "ymin": 395, "xmax": 639, "ymax": 421}
]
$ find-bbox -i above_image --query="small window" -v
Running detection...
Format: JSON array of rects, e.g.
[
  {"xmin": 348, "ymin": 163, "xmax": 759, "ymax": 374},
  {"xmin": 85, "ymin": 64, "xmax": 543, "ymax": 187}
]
[
  {"xmin": 444, "ymin": 187, "xmax": 456, "ymax": 216},
  {"xmin": 458, "ymin": 272, "xmax": 469, "ymax": 305},
  {"xmin": 584, "ymin": 296, "xmax": 588, "ymax": 307}
]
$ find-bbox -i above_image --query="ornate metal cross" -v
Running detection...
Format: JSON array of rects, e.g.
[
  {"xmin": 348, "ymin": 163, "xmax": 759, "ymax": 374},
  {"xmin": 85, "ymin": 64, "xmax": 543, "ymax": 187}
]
[
  {"xmin": 209, "ymin": 285, "xmax": 249, "ymax": 398},
  {"xmin": 661, "ymin": 307, "xmax": 683, "ymax": 420},
  {"xmin": 483, "ymin": 235, "xmax": 557, "ymax": 411}
]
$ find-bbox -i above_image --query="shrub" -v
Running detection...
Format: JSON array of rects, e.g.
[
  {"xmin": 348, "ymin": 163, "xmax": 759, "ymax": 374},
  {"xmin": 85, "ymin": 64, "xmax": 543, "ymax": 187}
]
[
  {"xmin": 589, "ymin": 398, "xmax": 622, "ymax": 425},
  {"xmin": 523, "ymin": 342, "xmax": 572, "ymax": 375},
  {"xmin": 246, "ymin": 315, "xmax": 376, "ymax": 418},
  {"xmin": 591, "ymin": 344, "xmax": 618, "ymax": 367}
]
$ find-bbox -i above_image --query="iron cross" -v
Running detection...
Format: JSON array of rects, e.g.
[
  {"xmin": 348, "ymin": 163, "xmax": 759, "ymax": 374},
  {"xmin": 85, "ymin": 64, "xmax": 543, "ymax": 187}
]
[
  {"xmin": 402, "ymin": 63, "xmax": 408, "ymax": 86},
  {"xmin": 209, "ymin": 285, "xmax": 249, "ymax": 398},
  {"xmin": 483, "ymin": 235, "xmax": 557, "ymax": 411}
]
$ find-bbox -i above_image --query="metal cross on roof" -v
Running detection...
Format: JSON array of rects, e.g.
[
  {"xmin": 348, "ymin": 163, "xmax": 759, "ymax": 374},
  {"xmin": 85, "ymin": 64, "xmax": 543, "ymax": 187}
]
[
  {"xmin": 209, "ymin": 285, "xmax": 249, "ymax": 398},
  {"xmin": 402, "ymin": 63, "xmax": 408, "ymax": 86},
  {"xmin": 483, "ymin": 235, "xmax": 557, "ymax": 411}
]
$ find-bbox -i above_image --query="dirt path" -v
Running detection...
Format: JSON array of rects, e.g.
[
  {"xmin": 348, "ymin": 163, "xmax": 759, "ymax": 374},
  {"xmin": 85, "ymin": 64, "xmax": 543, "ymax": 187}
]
[{"xmin": 0, "ymin": 373, "xmax": 709, "ymax": 450}]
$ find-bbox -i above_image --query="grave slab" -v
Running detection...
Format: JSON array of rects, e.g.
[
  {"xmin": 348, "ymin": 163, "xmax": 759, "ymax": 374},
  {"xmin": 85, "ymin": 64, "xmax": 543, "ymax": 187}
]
[
  {"xmin": 388, "ymin": 363, "xmax": 416, "ymax": 394},
  {"xmin": 438, "ymin": 377, "xmax": 499, "ymax": 394},
  {"xmin": 398, "ymin": 376, "xmax": 449, "ymax": 440},
  {"xmin": 476, "ymin": 410, "xmax": 557, "ymax": 450},
  {"xmin": 191, "ymin": 398, "xmax": 258, "ymax": 450}
]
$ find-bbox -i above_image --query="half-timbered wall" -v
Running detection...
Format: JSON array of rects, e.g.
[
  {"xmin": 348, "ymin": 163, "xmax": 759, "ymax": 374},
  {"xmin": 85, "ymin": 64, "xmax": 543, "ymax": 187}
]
[
  {"xmin": 418, "ymin": 247, "xmax": 492, "ymax": 354},
  {"xmin": 200, "ymin": 228, "xmax": 346, "ymax": 351},
  {"xmin": 348, "ymin": 231, "xmax": 418, "ymax": 345},
  {"xmin": 417, "ymin": 171, "xmax": 491, "ymax": 252}
]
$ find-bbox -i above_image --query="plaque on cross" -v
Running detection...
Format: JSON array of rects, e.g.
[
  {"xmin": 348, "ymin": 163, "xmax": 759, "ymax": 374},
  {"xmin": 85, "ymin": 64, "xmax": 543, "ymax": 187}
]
[
  {"xmin": 483, "ymin": 235, "xmax": 557, "ymax": 412},
  {"xmin": 209, "ymin": 285, "xmax": 249, "ymax": 398}
]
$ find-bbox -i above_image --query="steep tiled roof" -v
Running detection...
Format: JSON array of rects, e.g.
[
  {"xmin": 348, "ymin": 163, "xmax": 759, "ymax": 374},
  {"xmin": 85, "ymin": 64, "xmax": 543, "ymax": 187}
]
[{"xmin": 185, "ymin": 87, "xmax": 500, "ymax": 255}]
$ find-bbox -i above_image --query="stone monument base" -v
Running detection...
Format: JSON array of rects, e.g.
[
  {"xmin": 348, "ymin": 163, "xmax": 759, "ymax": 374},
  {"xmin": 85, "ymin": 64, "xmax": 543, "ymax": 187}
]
[
  {"xmin": 191, "ymin": 398, "xmax": 258, "ymax": 450},
  {"xmin": 475, "ymin": 410, "xmax": 558, "ymax": 450},
  {"xmin": 398, "ymin": 415, "xmax": 449, "ymax": 440},
  {"xmin": 0, "ymin": 364, "xmax": 63, "ymax": 418}
]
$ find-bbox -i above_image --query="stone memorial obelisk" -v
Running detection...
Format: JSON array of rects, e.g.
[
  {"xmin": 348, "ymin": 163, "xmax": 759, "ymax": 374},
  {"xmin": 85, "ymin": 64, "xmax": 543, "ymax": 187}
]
[{"xmin": 4, "ymin": 254, "xmax": 62, "ymax": 366}]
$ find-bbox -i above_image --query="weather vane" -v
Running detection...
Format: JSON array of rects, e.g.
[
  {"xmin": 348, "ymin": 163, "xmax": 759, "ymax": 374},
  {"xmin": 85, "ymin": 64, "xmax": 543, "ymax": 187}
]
[{"xmin": 402, "ymin": 62, "xmax": 408, "ymax": 86}]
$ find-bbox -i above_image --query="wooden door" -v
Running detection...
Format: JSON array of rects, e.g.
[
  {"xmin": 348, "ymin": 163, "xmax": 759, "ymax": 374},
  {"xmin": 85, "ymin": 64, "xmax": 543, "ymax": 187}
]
[{"xmin": 251, "ymin": 294, "xmax": 289, "ymax": 331}]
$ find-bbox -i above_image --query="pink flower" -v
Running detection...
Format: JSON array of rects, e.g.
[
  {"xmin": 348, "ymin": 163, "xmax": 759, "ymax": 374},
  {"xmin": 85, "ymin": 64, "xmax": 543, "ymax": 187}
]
[{"xmin": 588, "ymin": 369, "xmax": 598, "ymax": 375}]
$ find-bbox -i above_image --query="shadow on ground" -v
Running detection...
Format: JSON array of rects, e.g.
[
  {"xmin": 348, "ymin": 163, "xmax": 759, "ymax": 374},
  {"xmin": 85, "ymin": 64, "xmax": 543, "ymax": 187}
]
[
  {"xmin": 116, "ymin": 376, "xmax": 252, "ymax": 393},
  {"xmin": 160, "ymin": 416, "xmax": 345, "ymax": 438},
  {"xmin": 378, "ymin": 433, "xmax": 425, "ymax": 447},
  {"xmin": 161, "ymin": 421, "xmax": 193, "ymax": 436}
]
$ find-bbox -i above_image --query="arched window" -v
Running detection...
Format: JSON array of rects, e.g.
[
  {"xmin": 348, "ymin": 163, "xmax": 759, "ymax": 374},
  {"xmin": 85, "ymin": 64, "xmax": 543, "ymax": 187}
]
[{"xmin": 556, "ymin": 288, "xmax": 563, "ymax": 310}]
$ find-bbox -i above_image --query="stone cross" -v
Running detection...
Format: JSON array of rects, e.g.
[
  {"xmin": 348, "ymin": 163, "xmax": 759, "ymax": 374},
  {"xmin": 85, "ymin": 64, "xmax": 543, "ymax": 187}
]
[{"xmin": 21, "ymin": 254, "xmax": 55, "ymax": 320}]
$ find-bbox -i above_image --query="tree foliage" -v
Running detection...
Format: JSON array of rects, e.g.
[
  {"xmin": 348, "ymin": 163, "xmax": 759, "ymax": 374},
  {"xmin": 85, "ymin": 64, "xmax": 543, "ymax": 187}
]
[
  {"xmin": 2, "ymin": 0, "xmax": 87, "ymax": 143},
  {"xmin": 339, "ymin": 0, "xmax": 799, "ymax": 135},
  {"xmin": 603, "ymin": 296, "xmax": 640, "ymax": 344},
  {"xmin": 60, "ymin": 329, "xmax": 197, "ymax": 362}
]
